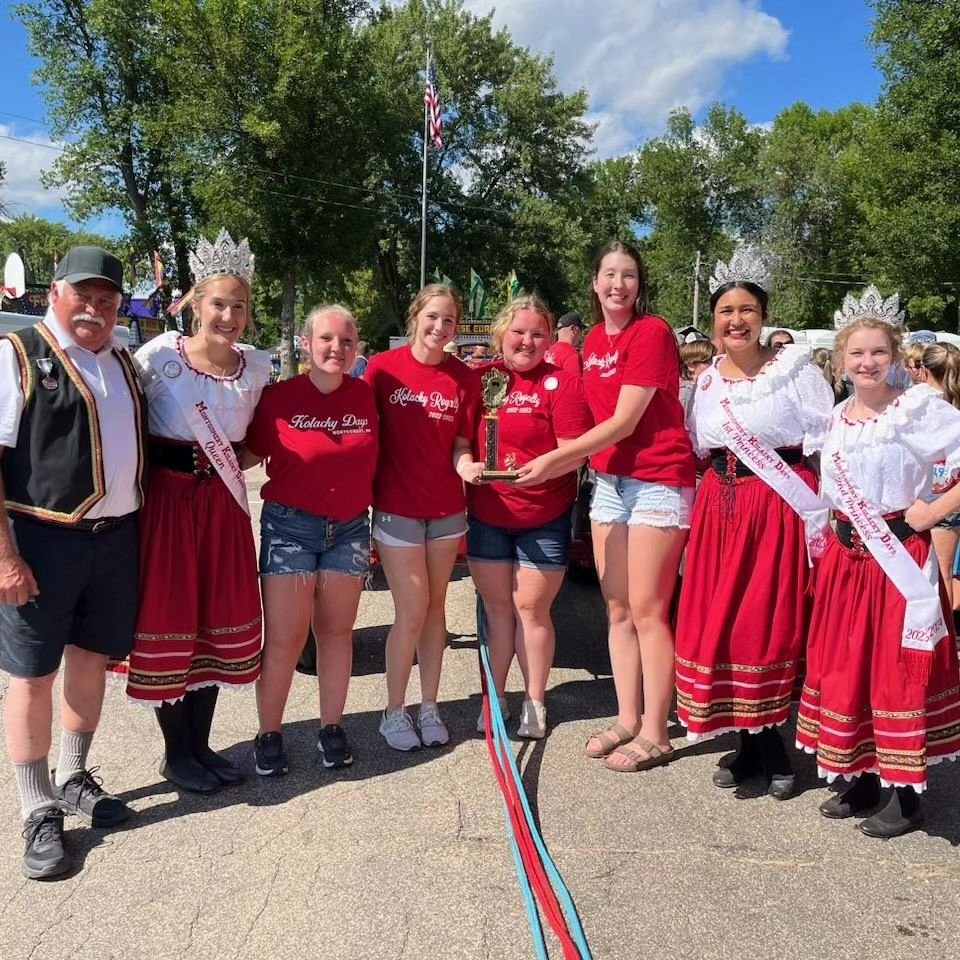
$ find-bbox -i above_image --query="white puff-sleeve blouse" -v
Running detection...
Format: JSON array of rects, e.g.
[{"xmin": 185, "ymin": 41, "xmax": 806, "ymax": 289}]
[
  {"xmin": 820, "ymin": 384, "xmax": 960, "ymax": 513},
  {"xmin": 686, "ymin": 344, "xmax": 835, "ymax": 459},
  {"xmin": 135, "ymin": 331, "xmax": 272, "ymax": 442}
]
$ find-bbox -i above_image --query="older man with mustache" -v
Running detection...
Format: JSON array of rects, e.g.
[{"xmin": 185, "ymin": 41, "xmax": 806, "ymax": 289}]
[{"xmin": 0, "ymin": 246, "xmax": 147, "ymax": 879}]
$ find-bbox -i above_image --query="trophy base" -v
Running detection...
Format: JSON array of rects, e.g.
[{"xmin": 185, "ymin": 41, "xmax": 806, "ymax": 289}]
[{"xmin": 478, "ymin": 469, "xmax": 521, "ymax": 483}]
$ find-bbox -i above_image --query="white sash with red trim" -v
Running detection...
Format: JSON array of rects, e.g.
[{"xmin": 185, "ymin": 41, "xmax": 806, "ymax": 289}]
[
  {"xmin": 711, "ymin": 376, "xmax": 829, "ymax": 561},
  {"xmin": 828, "ymin": 447, "xmax": 946, "ymax": 663},
  {"xmin": 151, "ymin": 344, "xmax": 250, "ymax": 515}
]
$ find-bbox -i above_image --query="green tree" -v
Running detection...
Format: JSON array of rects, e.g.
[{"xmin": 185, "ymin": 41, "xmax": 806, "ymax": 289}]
[
  {"xmin": 636, "ymin": 105, "xmax": 766, "ymax": 327},
  {"xmin": 862, "ymin": 0, "xmax": 960, "ymax": 326},
  {"xmin": 364, "ymin": 0, "xmax": 592, "ymax": 328},
  {"xmin": 15, "ymin": 0, "xmax": 198, "ymax": 289},
  {"xmin": 762, "ymin": 102, "xmax": 874, "ymax": 328},
  {"xmin": 0, "ymin": 214, "xmax": 119, "ymax": 286}
]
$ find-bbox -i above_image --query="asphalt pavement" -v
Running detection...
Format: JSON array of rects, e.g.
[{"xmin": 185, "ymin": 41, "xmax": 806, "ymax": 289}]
[{"xmin": 1, "ymin": 469, "xmax": 959, "ymax": 960}]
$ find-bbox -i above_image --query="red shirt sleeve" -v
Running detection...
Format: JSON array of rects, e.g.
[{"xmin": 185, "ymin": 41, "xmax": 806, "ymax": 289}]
[
  {"xmin": 244, "ymin": 384, "xmax": 273, "ymax": 458},
  {"xmin": 550, "ymin": 372, "xmax": 593, "ymax": 439},
  {"xmin": 455, "ymin": 366, "xmax": 482, "ymax": 440},
  {"xmin": 621, "ymin": 317, "xmax": 680, "ymax": 391}
]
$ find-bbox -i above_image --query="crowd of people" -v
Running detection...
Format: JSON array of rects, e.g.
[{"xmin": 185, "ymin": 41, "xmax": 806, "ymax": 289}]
[{"xmin": 2, "ymin": 232, "xmax": 960, "ymax": 883}]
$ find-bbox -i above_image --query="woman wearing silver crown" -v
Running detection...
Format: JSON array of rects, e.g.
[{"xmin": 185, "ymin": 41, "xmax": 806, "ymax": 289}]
[
  {"xmin": 675, "ymin": 246, "xmax": 834, "ymax": 800},
  {"xmin": 123, "ymin": 230, "xmax": 271, "ymax": 793},
  {"xmin": 797, "ymin": 287, "xmax": 960, "ymax": 837}
]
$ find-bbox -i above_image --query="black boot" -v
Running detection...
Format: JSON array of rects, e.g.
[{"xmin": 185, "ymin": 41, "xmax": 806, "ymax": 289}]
[
  {"xmin": 156, "ymin": 699, "xmax": 221, "ymax": 794},
  {"xmin": 859, "ymin": 785, "xmax": 924, "ymax": 838},
  {"xmin": 819, "ymin": 773, "xmax": 881, "ymax": 819},
  {"xmin": 757, "ymin": 726, "xmax": 795, "ymax": 800},
  {"xmin": 713, "ymin": 731, "xmax": 762, "ymax": 787},
  {"xmin": 186, "ymin": 687, "xmax": 245, "ymax": 786}
]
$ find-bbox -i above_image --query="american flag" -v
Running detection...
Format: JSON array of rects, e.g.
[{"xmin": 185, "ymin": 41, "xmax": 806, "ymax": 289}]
[{"xmin": 424, "ymin": 57, "xmax": 443, "ymax": 150}]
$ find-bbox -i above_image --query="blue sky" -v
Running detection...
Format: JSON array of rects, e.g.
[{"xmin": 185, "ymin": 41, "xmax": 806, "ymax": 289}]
[{"xmin": 1, "ymin": 0, "xmax": 882, "ymax": 236}]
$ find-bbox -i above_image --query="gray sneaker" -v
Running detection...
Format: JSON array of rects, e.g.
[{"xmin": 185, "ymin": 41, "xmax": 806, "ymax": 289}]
[
  {"xmin": 476, "ymin": 696, "xmax": 510, "ymax": 734},
  {"xmin": 379, "ymin": 708, "xmax": 421, "ymax": 751},
  {"xmin": 517, "ymin": 699, "xmax": 547, "ymax": 740},
  {"xmin": 418, "ymin": 702, "xmax": 450, "ymax": 747}
]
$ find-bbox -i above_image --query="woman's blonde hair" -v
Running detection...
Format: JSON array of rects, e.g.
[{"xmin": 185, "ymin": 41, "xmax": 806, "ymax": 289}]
[
  {"xmin": 300, "ymin": 303, "xmax": 357, "ymax": 341},
  {"xmin": 902, "ymin": 341, "xmax": 926, "ymax": 368},
  {"xmin": 921, "ymin": 342, "xmax": 960, "ymax": 409},
  {"xmin": 678, "ymin": 340, "xmax": 716, "ymax": 379},
  {"xmin": 488, "ymin": 294, "xmax": 553, "ymax": 355},
  {"xmin": 831, "ymin": 318, "xmax": 903, "ymax": 381},
  {"xmin": 189, "ymin": 274, "xmax": 252, "ymax": 335},
  {"xmin": 405, "ymin": 283, "xmax": 462, "ymax": 340}
]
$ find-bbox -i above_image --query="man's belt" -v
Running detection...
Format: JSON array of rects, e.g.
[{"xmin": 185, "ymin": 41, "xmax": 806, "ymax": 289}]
[
  {"xmin": 835, "ymin": 511, "xmax": 915, "ymax": 552},
  {"xmin": 709, "ymin": 446, "xmax": 805, "ymax": 480},
  {"xmin": 15, "ymin": 511, "xmax": 137, "ymax": 534}
]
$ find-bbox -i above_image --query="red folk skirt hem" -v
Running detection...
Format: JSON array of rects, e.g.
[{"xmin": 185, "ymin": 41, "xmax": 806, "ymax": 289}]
[
  {"xmin": 796, "ymin": 530, "xmax": 960, "ymax": 791},
  {"xmin": 118, "ymin": 466, "xmax": 263, "ymax": 705},
  {"xmin": 675, "ymin": 467, "xmax": 816, "ymax": 740}
]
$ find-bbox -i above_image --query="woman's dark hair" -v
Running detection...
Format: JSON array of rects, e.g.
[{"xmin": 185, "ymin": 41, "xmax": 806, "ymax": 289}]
[
  {"xmin": 590, "ymin": 241, "xmax": 649, "ymax": 326},
  {"xmin": 708, "ymin": 281, "xmax": 769, "ymax": 320}
]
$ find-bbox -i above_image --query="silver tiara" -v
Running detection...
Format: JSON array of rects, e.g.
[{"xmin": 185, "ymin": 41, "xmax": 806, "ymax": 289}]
[
  {"xmin": 188, "ymin": 229, "xmax": 255, "ymax": 285},
  {"xmin": 833, "ymin": 284, "xmax": 905, "ymax": 331},
  {"xmin": 708, "ymin": 244, "xmax": 772, "ymax": 294}
]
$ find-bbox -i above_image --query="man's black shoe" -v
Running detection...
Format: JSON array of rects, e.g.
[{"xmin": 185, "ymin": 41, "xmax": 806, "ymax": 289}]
[
  {"xmin": 22, "ymin": 806, "xmax": 70, "ymax": 880},
  {"xmin": 254, "ymin": 731, "xmax": 289, "ymax": 777},
  {"xmin": 318, "ymin": 725, "xmax": 354, "ymax": 769},
  {"xmin": 54, "ymin": 767, "xmax": 130, "ymax": 828}
]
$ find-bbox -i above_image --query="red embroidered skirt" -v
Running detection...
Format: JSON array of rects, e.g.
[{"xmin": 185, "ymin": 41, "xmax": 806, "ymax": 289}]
[
  {"xmin": 796, "ymin": 531, "xmax": 960, "ymax": 790},
  {"xmin": 675, "ymin": 464, "xmax": 816, "ymax": 739},
  {"xmin": 123, "ymin": 462, "xmax": 262, "ymax": 704}
]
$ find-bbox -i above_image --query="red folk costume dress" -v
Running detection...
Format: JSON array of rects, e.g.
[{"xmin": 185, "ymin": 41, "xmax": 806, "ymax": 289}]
[
  {"xmin": 797, "ymin": 384, "xmax": 960, "ymax": 790},
  {"xmin": 675, "ymin": 346, "xmax": 834, "ymax": 739},
  {"xmin": 364, "ymin": 345, "xmax": 481, "ymax": 521},
  {"xmin": 124, "ymin": 331, "xmax": 272, "ymax": 704},
  {"xmin": 466, "ymin": 360, "xmax": 593, "ymax": 528}
]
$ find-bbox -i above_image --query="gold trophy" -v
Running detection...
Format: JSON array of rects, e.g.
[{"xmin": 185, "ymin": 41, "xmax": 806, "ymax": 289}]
[{"xmin": 478, "ymin": 368, "xmax": 520, "ymax": 482}]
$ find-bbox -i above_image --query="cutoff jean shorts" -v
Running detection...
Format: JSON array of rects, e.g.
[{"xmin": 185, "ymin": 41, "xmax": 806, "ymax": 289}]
[
  {"xmin": 259, "ymin": 501, "xmax": 371, "ymax": 578},
  {"xmin": 466, "ymin": 509, "xmax": 572, "ymax": 571},
  {"xmin": 589, "ymin": 472, "xmax": 694, "ymax": 529}
]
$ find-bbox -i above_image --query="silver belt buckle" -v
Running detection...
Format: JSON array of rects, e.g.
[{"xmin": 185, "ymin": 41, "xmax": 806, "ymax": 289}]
[{"xmin": 90, "ymin": 519, "xmax": 109, "ymax": 534}]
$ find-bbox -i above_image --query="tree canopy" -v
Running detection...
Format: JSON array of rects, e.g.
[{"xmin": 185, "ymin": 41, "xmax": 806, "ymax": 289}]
[{"xmin": 6, "ymin": 0, "xmax": 959, "ymax": 355}]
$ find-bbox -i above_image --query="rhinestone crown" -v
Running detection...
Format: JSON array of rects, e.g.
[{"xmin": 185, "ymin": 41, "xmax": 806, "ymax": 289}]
[
  {"xmin": 708, "ymin": 244, "xmax": 772, "ymax": 294},
  {"xmin": 189, "ymin": 229, "xmax": 255, "ymax": 286},
  {"xmin": 833, "ymin": 284, "xmax": 905, "ymax": 331}
]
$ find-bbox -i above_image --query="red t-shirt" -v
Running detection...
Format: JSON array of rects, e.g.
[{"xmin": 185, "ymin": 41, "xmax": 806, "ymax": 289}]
[
  {"xmin": 245, "ymin": 374, "xmax": 378, "ymax": 520},
  {"xmin": 364, "ymin": 345, "xmax": 481, "ymax": 519},
  {"xmin": 544, "ymin": 341, "xmax": 582, "ymax": 377},
  {"xmin": 467, "ymin": 361, "xmax": 593, "ymax": 529},
  {"xmin": 581, "ymin": 314, "xmax": 695, "ymax": 487}
]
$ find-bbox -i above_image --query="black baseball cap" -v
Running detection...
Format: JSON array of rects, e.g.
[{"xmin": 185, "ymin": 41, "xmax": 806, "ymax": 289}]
[
  {"xmin": 54, "ymin": 246, "xmax": 124, "ymax": 292},
  {"xmin": 557, "ymin": 312, "xmax": 582, "ymax": 329}
]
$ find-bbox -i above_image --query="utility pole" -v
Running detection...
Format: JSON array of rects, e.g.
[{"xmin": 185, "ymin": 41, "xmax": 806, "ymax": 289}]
[{"xmin": 692, "ymin": 250, "xmax": 702, "ymax": 329}]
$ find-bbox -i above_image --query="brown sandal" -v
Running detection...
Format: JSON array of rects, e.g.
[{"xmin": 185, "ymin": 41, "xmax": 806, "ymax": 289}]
[
  {"xmin": 585, "ymin": 723, "xmax": 638, "ymax": 759},
  {"xmin": 603, "ymin": 736, "xmax": 674, "ymax": 773}
]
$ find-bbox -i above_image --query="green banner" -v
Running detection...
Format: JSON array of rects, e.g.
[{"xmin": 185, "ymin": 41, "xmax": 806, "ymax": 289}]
[{"xmin": 467, "ymin": 268, "xmax": 488, "ymax": 319}]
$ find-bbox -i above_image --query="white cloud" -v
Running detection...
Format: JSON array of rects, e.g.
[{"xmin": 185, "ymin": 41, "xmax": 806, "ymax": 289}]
[
  {"xmin": 462, "ymin": 0, "xmax": 788, "ymax": 155},
  {"xmin": 0, "ymin": 123, "xmax": 69, "ymax": 217}
]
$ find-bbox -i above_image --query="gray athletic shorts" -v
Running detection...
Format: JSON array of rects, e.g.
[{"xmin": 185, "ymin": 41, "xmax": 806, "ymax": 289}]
[{"xmin": 371, "ymin": 510, "xmax": 467, "ymax": 547}]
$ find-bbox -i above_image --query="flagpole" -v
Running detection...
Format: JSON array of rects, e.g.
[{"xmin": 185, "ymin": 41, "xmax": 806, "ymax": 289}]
[{"xmin": 419, "ymin": 48, "xmax": 430, "ymax": 291}]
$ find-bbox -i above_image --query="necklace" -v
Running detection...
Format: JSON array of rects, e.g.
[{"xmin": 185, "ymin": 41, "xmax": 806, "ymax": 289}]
[{"xmin": 604, "ymin": 318, "xmax": 632, "ymax": 352}]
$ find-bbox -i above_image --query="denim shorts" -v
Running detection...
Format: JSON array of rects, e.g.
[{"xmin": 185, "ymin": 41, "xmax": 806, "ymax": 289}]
[
  {"xmin": 371, "ymin": 510, "xmax": 467, "ymax": 547},
  {"xmin": 259, "ymin": 501, "xmax": 370, "ymax": 577},
  {"xmin": 589, "ymin": 472, "xmax": 694, "ymax": 528},
  {"xmin": 466, "ymin": 509, "xmax": 572, "ymax": 570}
]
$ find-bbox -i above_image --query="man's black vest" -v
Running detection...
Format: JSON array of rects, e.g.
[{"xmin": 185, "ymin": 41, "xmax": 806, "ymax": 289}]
[{"xmin": 1, "ymin": 324, "xmax": 148, "ymax": 523}]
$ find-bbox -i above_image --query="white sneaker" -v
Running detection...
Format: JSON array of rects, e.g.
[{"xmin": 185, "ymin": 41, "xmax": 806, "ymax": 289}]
[
  {"xmin": 517, "ymin": 699, "xmax": 547, "ymax": 739},
  {"xmin": 379, "ymin": 708, "xmax": 421, "ymax": 751},
  {"xmin": 476, "ymin": 696, "xmax": 510, "ymax": 734},
  {"xmin": 417, "ymin": 701, "xmax": 450, "ymax": 747}
]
